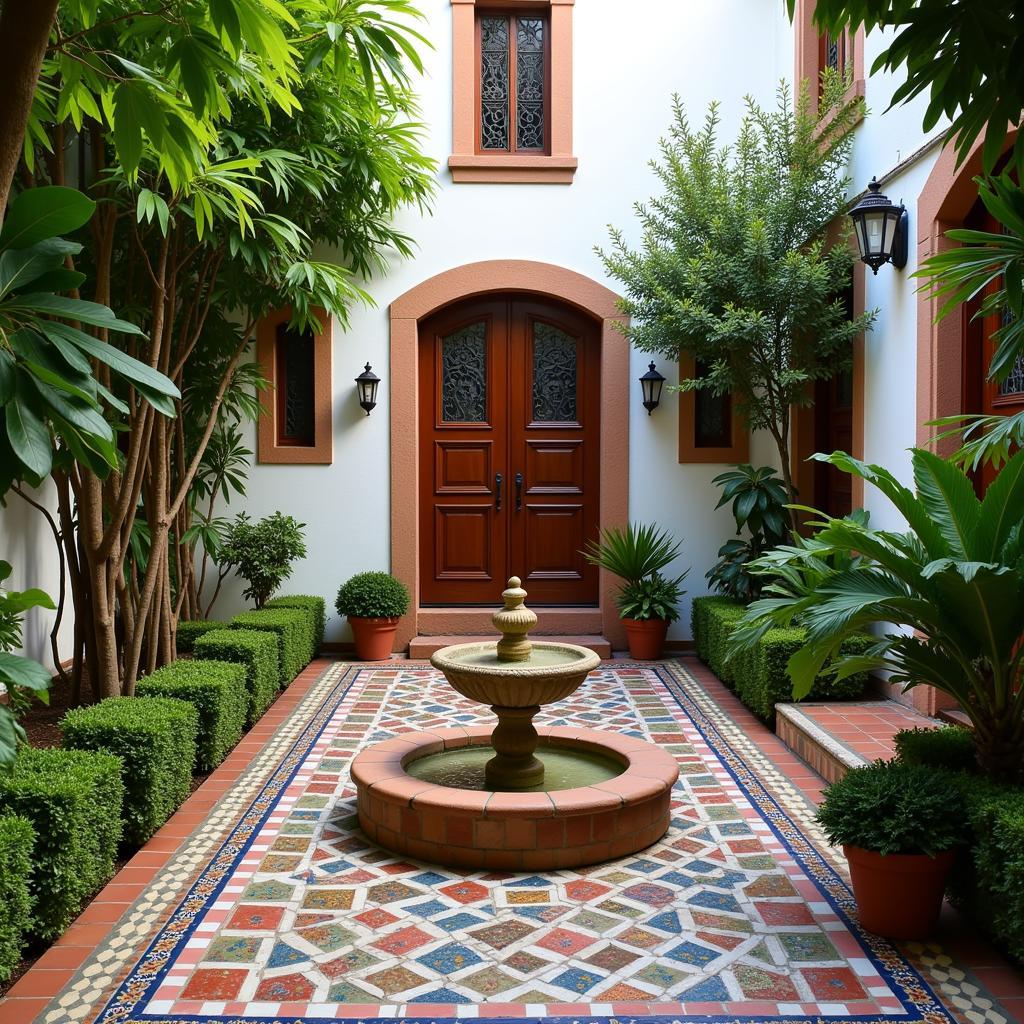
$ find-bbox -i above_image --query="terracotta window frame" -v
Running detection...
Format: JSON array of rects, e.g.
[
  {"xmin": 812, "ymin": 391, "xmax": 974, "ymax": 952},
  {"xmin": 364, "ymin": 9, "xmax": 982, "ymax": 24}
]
[
  {"xmin": 256, "ymin": 306, "xmax": 333, "ymax": 465},
  {"xmin": 677, "ymin": 353, "xmax": 749, "ymax": 464},
  {"xmin": 793, "ymin": 0, "xmax": 865, "ymax": 116},
  {"xmin": 450, "ymin": 0, "xmax": 577, "ymax": 184}
]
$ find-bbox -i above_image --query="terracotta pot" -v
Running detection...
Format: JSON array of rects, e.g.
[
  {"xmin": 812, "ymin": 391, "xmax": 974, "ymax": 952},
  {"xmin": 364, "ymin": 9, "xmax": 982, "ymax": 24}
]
[
  {"xmin": 844, "ymin": 844, "xmax": 956, "ymax": 939},
  {"xmin": 622, "ymin": 617, "xmax": 670, "ymax": 660},
  {"xmin": 348, "ymin": 616, "xmax": 400, "ymax": 661}
]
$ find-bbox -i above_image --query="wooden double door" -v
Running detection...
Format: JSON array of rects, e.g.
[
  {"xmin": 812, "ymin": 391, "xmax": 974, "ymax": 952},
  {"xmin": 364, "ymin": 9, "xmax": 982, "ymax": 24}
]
[{"xmin": 419, "ymin": 296, "xmax": 601, "ymax": 606}]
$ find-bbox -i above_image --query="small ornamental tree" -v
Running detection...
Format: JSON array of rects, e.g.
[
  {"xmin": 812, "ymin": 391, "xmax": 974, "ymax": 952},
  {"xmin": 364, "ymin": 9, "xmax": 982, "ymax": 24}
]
[
  {"xmin": 217, "ymin": 513, "xmax": 307, "ymax": 610},
  {"xmin": 599, "ymin": 78, "xmax": 874, "ymax": 526}
]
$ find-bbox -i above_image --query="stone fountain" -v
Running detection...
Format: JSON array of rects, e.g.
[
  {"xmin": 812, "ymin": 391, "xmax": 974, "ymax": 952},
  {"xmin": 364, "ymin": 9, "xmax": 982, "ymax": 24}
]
[{"xmin": 350, "ymin": 577, "xmax": 679, "ymax": 870}]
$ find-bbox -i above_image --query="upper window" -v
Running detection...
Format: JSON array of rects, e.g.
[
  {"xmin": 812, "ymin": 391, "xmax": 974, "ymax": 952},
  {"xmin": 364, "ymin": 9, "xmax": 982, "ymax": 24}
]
[
  {"xmin": 448, "ymin": 0, "xmax": 576, "ymax": 184},
  {"xmin": 819, "ymin": 28, "xmax": 848, "ymax": 80},
  {"xmin": 678, "ymin": 354, "xmax": 749, "ymax": 465},
  {"xmin": 477, "ymin": 12, "xmax": 548, "ymax": 153}
]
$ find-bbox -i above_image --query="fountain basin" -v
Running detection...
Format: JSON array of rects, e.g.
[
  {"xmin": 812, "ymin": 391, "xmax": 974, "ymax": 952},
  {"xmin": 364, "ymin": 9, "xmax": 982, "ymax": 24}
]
[
  {"xmin": 351, "ymin": 725, "xmax": 679, "ymax": 870},
  {"xmin": 429, "ymin": 640, "xmax": 601, "ymax": 707}
]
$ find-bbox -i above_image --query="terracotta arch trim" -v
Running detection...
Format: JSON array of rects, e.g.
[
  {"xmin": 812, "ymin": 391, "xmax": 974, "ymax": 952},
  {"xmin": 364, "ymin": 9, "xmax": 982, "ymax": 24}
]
[
  {"xmin": 916, "ymin": 127, "xmax": 1019, "ymax": 451},
  {"xmin": 389, "ymin": 260, "xmax": 629, "ymax": 649}
]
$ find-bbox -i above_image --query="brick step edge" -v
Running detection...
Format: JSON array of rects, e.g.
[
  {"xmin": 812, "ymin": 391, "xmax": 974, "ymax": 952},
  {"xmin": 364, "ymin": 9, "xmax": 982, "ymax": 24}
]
[
  {"xmin": 407, "ymin": 635, "xmax": 612, "ymax": 659},
  {"xmin": 775, "ymin": 704, "xmax": 867, "ymax": 785}
]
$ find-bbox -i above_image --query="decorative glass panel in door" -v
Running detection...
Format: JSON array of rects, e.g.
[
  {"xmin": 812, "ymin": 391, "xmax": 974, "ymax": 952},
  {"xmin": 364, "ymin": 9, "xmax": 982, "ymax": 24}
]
[
  {"xmin": 532, "ymin": 322, "xmax": 577, "ymax": 422},
  {"xmin": 441, "ymin": 322, "xmax": 488, "ymax": 422}
]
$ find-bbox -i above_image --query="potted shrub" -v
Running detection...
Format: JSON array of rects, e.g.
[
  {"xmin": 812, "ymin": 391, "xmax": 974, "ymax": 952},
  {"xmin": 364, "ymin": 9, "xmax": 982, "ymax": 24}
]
[
  {"xmin": 816, "ymin": 760, "xmax": 963, "ymax": 939},
  {"xmin": 584, "ymin": 524, "xmax": 687, "ymax": 659},
  {"xmin": 335, "ymin": 572, "xmax": 411, "ymax": 661}
]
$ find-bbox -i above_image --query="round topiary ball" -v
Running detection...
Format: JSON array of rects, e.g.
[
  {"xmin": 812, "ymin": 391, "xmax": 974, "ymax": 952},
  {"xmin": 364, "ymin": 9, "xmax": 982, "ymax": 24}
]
[{"xmin": 336, "ymin": 571, "xmax": 411, "ymax": 620}]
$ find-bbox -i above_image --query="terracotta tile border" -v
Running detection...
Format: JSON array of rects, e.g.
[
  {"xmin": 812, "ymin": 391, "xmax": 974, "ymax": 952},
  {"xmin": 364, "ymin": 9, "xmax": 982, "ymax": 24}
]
[
  {"xmin": 677, "ymin": 654, "xmax": 1024, "ymax": 1018},
  {"xmin": 5, "ymin": 655, "xmax": 1024, "ymax": 1022},
  {"xmin": 0, "ymin": 658, "xmax": 342, "ymax": 1023}
]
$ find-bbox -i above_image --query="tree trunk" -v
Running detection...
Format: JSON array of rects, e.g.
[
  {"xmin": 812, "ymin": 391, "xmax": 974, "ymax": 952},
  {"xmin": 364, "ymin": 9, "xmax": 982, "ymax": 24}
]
[
  {"xmin": 974, "ymin": 718, "xmax": 1024, "ymax": 785},
  {"xmin": 0, "ymin": 0, "xmax": 59, "ymax": 223}
]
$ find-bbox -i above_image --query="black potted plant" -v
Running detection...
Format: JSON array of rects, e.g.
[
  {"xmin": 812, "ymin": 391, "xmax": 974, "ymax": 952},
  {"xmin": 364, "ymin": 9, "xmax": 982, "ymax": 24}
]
[
  {"xmin": 335, "ymin": 572, "xmax": 411, "ymax": 660},
  {"xmin": 816, "ymin": 760, "xmax": 963, "ymax": 939}
]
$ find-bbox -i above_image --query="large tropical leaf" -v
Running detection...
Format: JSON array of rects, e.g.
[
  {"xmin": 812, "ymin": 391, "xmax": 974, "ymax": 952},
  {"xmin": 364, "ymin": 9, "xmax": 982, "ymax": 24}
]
[
  {"xmin": 975, "ymin": 448, "xmax": 1024, "ymax": 561},
  {"xmin": 0, "ymin": 186, "xmax": 95, "ymax": 250},
  {"xmin": 911, "ymin": 448, "xmax": 981, "ymax": 558}
]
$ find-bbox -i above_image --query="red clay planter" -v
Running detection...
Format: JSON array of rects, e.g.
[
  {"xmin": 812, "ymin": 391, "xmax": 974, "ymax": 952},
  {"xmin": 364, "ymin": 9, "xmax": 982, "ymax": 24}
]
[
  {"xmin": 844, "ymin": 844, "xmax": 957, "ymax": 939},
  {"xmin": 622, "ymin": 617, "xmax": 670, "ymax": 659},
  {"xmin": 351, "ymin": 725, "xmax": 679, "ymax": 870},
  {"xmin": 348, "ymin": 616, "xmax": 399, "ymax": 660}
]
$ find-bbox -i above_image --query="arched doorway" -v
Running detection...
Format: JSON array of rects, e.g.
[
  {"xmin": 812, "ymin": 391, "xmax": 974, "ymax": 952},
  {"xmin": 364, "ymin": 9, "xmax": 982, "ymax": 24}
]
[
  {"xmin": 389, "ymin": 261, "xmax": 629, "ymax": 650},
  {"xmin": 418, "ymin": 295, "xmax": 601, "ymax": 606}
]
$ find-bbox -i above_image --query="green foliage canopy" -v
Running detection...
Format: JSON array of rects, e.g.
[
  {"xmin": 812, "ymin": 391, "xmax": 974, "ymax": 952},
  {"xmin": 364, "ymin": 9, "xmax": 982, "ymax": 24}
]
[
  {"xmin": 599, "ymin": 79, "xmax": 873, "ymax": 508},
  {"xmin": 788, "ymin": 0, "xmax": 1023, "ymax": 173}
]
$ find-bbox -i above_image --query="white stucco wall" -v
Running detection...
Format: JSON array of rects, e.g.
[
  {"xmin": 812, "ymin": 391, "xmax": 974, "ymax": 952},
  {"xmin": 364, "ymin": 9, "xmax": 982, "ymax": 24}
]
[
  {"xmin": 1, "ymin": 5, "xmax": 965, "ymax": 653},
  {"xmin": 227, "ymin": 0, "xmax": 794, "ymax": 643},
  {"xmin": 0, "ymin": 483, "xmax": 73, "ymax": 669}
]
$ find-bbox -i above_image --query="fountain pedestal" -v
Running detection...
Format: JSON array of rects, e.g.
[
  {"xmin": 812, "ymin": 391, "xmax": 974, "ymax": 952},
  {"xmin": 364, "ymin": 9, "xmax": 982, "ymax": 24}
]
[{"xmin": 487, "ymin": 704, "xmax": 543, "ymax": 788}]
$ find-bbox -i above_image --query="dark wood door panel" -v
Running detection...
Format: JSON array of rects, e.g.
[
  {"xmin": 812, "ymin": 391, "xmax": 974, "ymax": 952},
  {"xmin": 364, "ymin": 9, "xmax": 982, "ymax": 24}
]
[
  {"xmin": 523, "ymin": 503, "xmax": 588, "ymax": 581},
  {"xmin": 434, "ymin": 505, "xmax": 494, "ymax": 580},
  {"xmin": 435, "ymin": 440, "xmax": 493, "ymax": 493},
  {"xmin": 525, "ymin": 439, "xmax": 584, "ymax": 493}
]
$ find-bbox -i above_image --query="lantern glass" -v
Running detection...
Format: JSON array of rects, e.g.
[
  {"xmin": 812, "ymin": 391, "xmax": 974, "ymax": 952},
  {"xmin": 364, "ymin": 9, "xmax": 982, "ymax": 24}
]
[
  {"xmin": 850, "ymin": 177, "xmax": 906, "ymax": 273},
  {"xmin": 639, "ymin": 361, "xmax": 665, "ymax": 414}
]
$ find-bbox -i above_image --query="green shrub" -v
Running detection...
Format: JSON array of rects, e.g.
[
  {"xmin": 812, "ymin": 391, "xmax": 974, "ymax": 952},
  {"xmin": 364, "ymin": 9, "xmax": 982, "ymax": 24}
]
[
  {"xmin": 62, "ymin": 697, "xmax": 197, "ymax": 847},
  {"xmin": 137, "ymin": 661, "xmax": 247, "ymax": 771},
  {"xmin": 817, "ymin": 760, "xmax": 963, "ymax": 856},
  {"xmin": 175, "ymin": 619, "xmax": 226, "ymax": 655},
  {"xmin": 219, "ymin": 511, "xmax": 307, "ymax": 609},
  {"xmin": 193, "ymin": 628, "xmax": 280, "ymax": 725},
  {"xmin": 955, "ymin": 783, "xmax": 1024, "ymax": 962},
  {"xmin": 0, "ymin": 815, "xmax": 34, "ymax": 981},
  {"xmin": 702, "ymin": 598, "xmax": 748, "ymax": 685},
  {"xmin": 692, "ymin": 595, "xmax": 739, "ymax": 663},
  {"xmin": 335, "ymin": 572, "xmax": 410, "ymax": 620},
  {"xmin": 266, "ymin": 595, "xmax": 326, "ymax": 651},
  {"xmin": 0, "ymin": 747, "xmax": 123, "ymax": 940},
  {"xmin": 895, "ymin": 725, "xmax": 978, "ymax": 773},
  {"xmin": 735, "ymin": 628, "xmax": 873, "ymax": 721},
  {"xmin": 232, "ymin": 608, "xmax": 311, "ymax": 683}
]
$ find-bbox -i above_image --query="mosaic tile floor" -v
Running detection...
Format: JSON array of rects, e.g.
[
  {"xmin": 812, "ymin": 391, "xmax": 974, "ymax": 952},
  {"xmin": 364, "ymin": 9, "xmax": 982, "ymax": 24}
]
[{"xmin": 20, "ymin": 662, "xmax": 1023, "ymax": 1024}]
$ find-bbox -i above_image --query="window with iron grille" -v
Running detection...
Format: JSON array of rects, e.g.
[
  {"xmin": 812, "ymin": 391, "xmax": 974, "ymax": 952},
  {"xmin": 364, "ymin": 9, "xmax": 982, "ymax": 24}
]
[{"xmin": 477, "ymin": 12, "xmax": 549, "ymax": 154}]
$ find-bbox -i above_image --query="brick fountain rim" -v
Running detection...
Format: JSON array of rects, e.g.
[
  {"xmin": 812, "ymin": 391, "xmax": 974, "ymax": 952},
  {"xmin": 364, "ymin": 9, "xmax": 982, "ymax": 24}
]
[{"xmin": 351, "ymin": 724, "xmax": 680, "ymax": 871}]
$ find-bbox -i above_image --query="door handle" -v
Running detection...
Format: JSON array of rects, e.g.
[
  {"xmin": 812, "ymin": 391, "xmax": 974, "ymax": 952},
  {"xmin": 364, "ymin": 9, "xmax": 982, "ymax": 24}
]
[
  {"xmin": 515, "ymin": 472, "xmax": 523, "ymax": 512},
  {"xmin": 495, "ymin": 472, "xmax": 503, "ymax": 511}
]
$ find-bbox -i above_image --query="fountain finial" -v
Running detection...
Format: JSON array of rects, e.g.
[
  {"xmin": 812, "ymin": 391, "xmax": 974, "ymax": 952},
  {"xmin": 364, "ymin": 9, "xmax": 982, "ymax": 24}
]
[{"xmin": 493, "ymin": 576, "xmax": 537, "ymax": 662}]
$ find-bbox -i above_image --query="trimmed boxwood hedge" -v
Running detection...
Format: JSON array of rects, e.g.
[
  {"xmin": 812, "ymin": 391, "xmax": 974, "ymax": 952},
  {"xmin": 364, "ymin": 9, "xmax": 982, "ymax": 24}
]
[
  {"xmin": 0, "ymin": 815, "xmax": 34, "ymax": 982},
  {"xmin": 0, "ymin": 747, "xmax": 123, "ymax": 940},
  {"xmin": 62, "ymin": 697, "xmax": 198, "ymax": 847},
  {"xmin": 232, "ymin": 608, "xmax": 311, "ymax": 684},
  {"xmin": 895, "ymin": 725, "xmax": 978, "ymax": 773},
  {"xmin": 737, "ymin": 627, "xmax": 873, "ymax": 722},
  {"xmin": 266, "ymin": 595, "xmax": 325, "ymax": 651},
  {"xmin": 137, "ymin": 660, "xmax": 247, "ymax": 771},
  {"xmin": 691, "ymin": 596, "xmax": 748, "ymax": 685},
  {"xmin": 175, "ymin": 619, "xmax": 226, "ymax": 655},
  {"xmin": 193, "ymin": 628, "xmax": 280, "ymax": 725},
  {"xmin": 692, "ymin": 596, "xmax": 871, "ymax": 720}
]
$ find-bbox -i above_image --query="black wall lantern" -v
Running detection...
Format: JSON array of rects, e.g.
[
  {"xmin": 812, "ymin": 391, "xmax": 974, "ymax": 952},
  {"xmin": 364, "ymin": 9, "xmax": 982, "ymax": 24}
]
[
  {"xmin": 355, "ymin": 362, "xmax": 380, "ymax": 415},
  {"xmin": 849, "ymin": 177, "xmax": 908, "ymax": 274},
  {"xmin": 639, "ymin": 361, "xmax": 665, "ymax": 415}
]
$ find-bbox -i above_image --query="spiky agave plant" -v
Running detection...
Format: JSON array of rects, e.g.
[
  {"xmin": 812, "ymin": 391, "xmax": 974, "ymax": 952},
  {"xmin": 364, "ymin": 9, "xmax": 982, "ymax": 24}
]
[{"xmin": 730, "ymin": 448, "xmax": 1024, "ymax": 783}]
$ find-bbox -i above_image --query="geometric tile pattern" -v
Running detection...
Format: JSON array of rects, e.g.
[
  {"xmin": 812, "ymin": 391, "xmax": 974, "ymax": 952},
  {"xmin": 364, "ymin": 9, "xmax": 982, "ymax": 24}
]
[{"xmin": 77, "ymin": 664, "xmax": 1006, "ymax": 1023}]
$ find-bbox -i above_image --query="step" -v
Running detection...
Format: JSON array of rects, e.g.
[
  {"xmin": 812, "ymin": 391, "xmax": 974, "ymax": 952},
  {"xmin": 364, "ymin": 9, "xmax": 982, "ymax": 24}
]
[
  {"xmin": 775, "ymin": 700, "xmax": 941, "ymax": 784},
  {"xmin": 938, "ymin": 707, "xmax": 972, "ymax": 728},
  {"xmin": 407, "ymin": 635, "xmax": 612, "ymax": 659}
]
